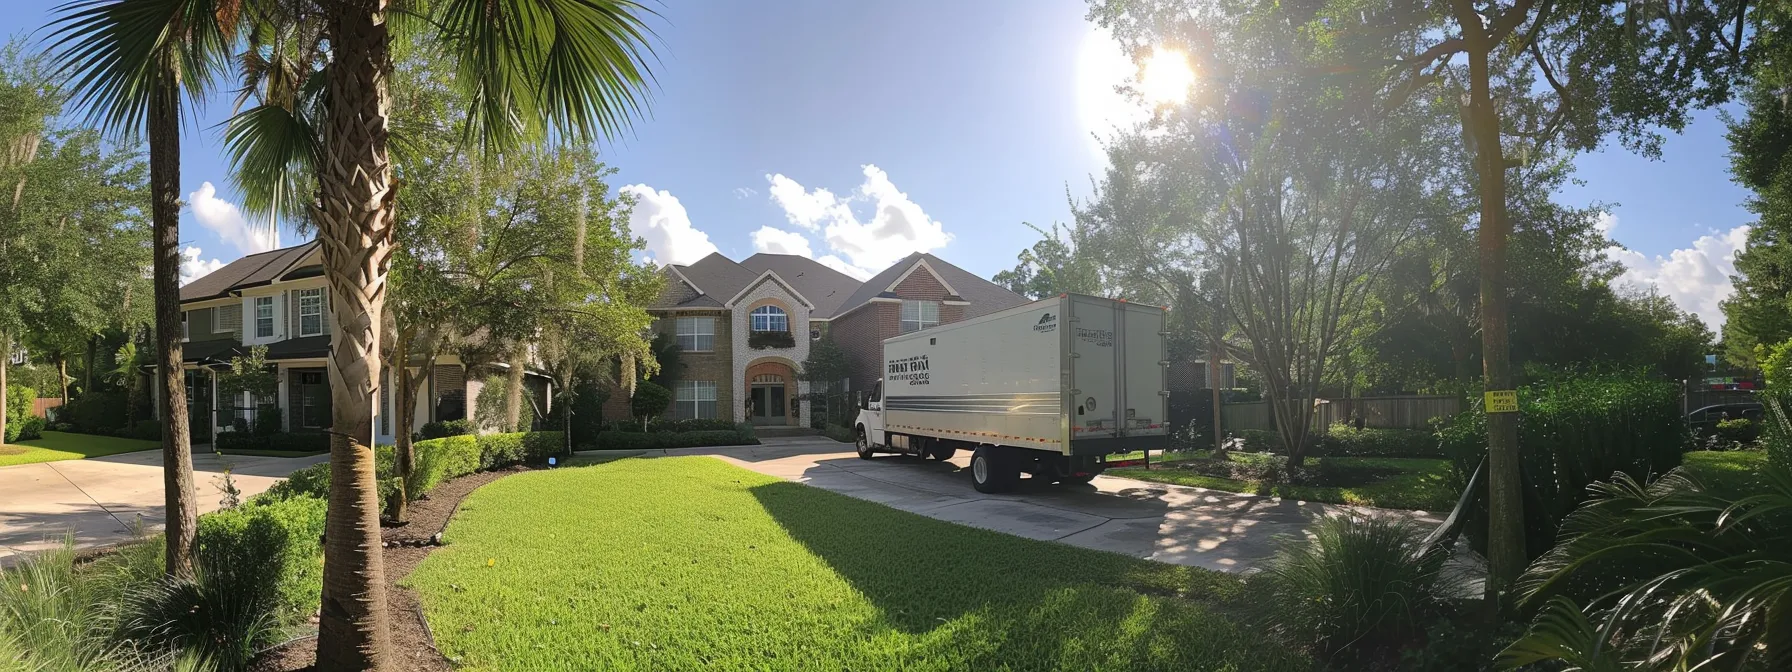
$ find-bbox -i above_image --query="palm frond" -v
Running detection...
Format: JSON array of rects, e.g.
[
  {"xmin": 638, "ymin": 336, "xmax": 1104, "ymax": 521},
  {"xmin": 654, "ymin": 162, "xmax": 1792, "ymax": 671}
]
[
  {"xmin": 46, "ymin": 0, "xmax": 238, "ymax": 137},
  {"xmin": 222, "ymin": 101, "xmax": 317, "ymax": 231},
  {"xmin": 432, "ymin": 0, "xmax": 659, "ymax": 152},
  {"xmin": 1497, "ymin": 597, "xmax": 1625, "ymax": 671}
]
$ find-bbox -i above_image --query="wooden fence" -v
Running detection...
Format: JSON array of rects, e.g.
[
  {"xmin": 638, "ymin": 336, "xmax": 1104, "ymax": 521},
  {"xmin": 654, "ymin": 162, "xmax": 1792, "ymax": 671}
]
[
  {"xmin": 32, "ymin": 398, "xmax": 61, "ymax": 419},
  {"xmin": 1219, "ymin": 395, "xmax": 1462, "ymax": 432}
]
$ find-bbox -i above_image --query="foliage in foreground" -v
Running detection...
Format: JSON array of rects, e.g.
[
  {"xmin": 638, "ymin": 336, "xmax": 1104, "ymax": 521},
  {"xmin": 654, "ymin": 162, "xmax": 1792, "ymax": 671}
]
[
  {"xmin": 1246, "ymin": 516, "xmax": 1451, "ymax": 658},
  {"xmin": 1439, "ymin": 372, "xmax": 1688, "ymax": 560},
  {"xmin": 1501, "ymin": 449, "xmax": 1791, "ymax": 670},
  {"xmin": 407, "ymin": 456, "xmax": 1308, "ymax": 671}
]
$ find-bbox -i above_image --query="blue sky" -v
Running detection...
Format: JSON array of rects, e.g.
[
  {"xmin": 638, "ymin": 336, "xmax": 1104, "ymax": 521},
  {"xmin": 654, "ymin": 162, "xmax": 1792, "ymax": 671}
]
[{"xmin": 0, "ymin": 0, "xmax": 1755, "ymax": 330}]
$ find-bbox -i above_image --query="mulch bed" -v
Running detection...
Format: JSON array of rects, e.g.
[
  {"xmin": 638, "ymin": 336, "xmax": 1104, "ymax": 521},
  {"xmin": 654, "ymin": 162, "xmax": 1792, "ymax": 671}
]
[{"xmin": 250, "ymin": 467, "xmax": 527, "ymax": 672}]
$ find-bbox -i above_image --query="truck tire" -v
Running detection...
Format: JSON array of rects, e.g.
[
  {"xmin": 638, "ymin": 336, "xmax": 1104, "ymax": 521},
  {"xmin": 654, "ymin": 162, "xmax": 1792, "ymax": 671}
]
[
  {"xmin": 856, "ymin": 427, "xmax": 874, "ymax": 460},
  {"xmin": 970, "ymin": 446, "xmax": 1018, "ymax": 493}
]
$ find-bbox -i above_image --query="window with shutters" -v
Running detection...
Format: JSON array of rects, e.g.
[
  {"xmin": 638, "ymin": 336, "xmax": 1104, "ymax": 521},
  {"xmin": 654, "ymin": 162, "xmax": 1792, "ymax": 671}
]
[
  {"xmin": 298, "ymin": 289, "xmax": 324, "ymax": 336},
  {"xmin": 255, "ymin": 297, "xmax": 275, "ymax": 338}
]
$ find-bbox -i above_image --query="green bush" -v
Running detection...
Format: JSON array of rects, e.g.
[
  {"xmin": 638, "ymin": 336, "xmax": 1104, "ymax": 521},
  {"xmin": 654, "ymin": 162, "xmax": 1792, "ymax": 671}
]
[
  {"xmin": 601, "ymin": 417, "xmax": 742, "ymax": 434},
  {"xmin": 588, "ymin": 429, "xmax": 758, "ymax": 451},
  {"xmin": 1439, "ymin": 372, "xmax": 1688, "ymax": 561},
  {"xmin": 59, "ymin": 390, "xmax": 127, "ymax": 435},
  {"xmin": 13, "ymin": 416, "xmax": 44, "ymax": 442},
  {"xmin": 1246, "ymin": 516, "xmax": 1447, "ymax": 659},
  {"xmin": 4, "ymin": 384, "xmax": 35, "ymax": 443},
  {"xmin": 216, "ymin": 431, "xmax": 329, "ymax": 453},
  {"xmin": 1711, "ymin": 417, "xmax": 1760, "ymax": 447},
  {"xmin": 251, "ymin": 463, "xmax": 330, "ymax": 504},
  {"xmin": 418, "ymin": 418, "xmax": 475, "ymax": 441},
  {"xmin": 123, "ymin": 419, "xmax": 162, "ymax": 442},
  {"xmin": 631, "ymin": 380, "xmax": 672, "ymax": 423},
  {"xmin": 397, "ymin": 434, "xmax": 482, "ymax": 499},
  {"xmin": 192, "ymin": 495, "xmax": 326, "ymax": 625},
  {"xmin": 1319, "ymin": 425, "xmax": 1440, "ymax": 457}
]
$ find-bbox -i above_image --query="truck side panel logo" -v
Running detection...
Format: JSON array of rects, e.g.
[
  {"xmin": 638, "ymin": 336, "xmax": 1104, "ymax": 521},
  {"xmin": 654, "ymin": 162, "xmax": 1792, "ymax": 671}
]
[
  {"xmin": 1032, "ymin": 312, "xmax": 1057, "ymax": 334},
  {"xmin": 887, "ymin": 354, "xmax": 930, "ymax": 385}
]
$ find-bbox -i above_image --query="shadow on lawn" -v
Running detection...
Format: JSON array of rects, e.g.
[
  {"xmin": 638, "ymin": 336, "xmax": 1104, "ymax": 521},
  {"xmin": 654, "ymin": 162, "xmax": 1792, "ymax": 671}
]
[{"xmin": 746, "ymin": 479, "xmax": 1299, "ymax": 670}]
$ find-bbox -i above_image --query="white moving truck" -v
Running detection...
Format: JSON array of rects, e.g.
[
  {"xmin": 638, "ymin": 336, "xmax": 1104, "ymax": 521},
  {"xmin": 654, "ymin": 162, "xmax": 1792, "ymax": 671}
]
[{"xmin": 853, "ymin": 293, "xmax": 1169, "ymax": 493}]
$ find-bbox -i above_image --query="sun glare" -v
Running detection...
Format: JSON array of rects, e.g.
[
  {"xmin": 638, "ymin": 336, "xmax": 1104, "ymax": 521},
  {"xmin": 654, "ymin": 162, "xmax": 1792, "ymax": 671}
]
[{"xmin": 1140, "ymin": 48, "xmax": 1196, "ymax": 105}]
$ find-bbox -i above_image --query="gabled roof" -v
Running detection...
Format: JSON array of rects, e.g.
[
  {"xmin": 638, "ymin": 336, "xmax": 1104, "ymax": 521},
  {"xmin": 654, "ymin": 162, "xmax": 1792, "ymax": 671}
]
[
  {"xmin": 832, "ymin": 252, "xmax": 1027, "ymax": 320},
  {"xmin": 738, "ymin": 253, "xmax": 861, "ymax": 317},
  {"xmin": 650, "ymin": 252, "xmax": 762, "ymax": 310},
  {"xmin": 179, "ymin": 241, "xmax": 320, "ymax": 304}
]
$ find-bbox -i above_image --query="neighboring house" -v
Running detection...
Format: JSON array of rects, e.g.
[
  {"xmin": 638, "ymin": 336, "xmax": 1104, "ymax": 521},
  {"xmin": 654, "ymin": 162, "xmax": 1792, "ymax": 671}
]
[
  {"xmin": 629, "ymin": 251, "xmax": 1028, "ymax": 427},
  {"xmin": 162, "ymin": 241, "xmax": 551, "ymax": 446}
]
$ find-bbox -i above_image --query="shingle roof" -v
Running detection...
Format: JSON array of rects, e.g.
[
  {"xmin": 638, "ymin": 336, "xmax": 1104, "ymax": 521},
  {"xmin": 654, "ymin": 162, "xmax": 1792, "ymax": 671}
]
[
  {"xmin": 832, "ymin": 253, "xmax": 1027, "ymax": 320},
  {"xmin": 650, "ymin": 252, "xmax": 763, "ymax": 310},
  {"xmin": 738, "ymin": 254, "xmax": 861, "ymax": 317},
  {"xmin": 179, "ymin": 241, "xmax": 319, "ymax": 304}
]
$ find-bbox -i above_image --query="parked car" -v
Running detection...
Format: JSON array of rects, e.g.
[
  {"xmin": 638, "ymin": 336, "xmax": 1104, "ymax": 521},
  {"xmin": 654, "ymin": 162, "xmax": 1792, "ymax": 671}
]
[{"xmin": 1686, "ymin": 402, "xmax": 1762, "ymax": 431}]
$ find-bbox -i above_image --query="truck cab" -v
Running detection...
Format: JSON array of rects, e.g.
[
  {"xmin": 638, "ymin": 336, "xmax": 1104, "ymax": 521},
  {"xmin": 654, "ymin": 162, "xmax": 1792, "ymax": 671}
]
[{"xmin": 855, "ymin": 379, "xmax": 884, "ymax": 450}]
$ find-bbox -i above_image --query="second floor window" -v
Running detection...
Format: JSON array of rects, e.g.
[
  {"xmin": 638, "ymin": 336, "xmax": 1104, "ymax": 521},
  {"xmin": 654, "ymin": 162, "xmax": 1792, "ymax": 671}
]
[
  {"xmin": 751, "ymin": 305, "xmax": 788, "ymax": 333},
  {"xmin": 255, "ymin": 297, "xmax": 275, "ymax": 338},
  {"xmin": 675, "ymin": 317, "xmax": 714, "ymax": 352},
  {"xmin": 298, "ymin": 288, "xmax": 324, "ymax": 337},
  {"xmin": 900, "ymin": 300, "xmax": 939, "ymax": 334}
]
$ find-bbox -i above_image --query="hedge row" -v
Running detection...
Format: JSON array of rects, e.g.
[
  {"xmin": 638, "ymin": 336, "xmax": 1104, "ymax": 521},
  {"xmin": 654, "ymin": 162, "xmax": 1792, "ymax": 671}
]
[
  {"xmin": 254, "ymin": 431, "xmax": 565, "ymax": 510},
  {"xmin": 194, "ymin": 493, "xmax": 327, "ymax": 623},
  {"xmin": 1317, "ymin": 425, "xmax": 1442, "ymax": 458},
  {"xmin": 597, "ymin": 418, "xmax": 744, "ymax": 434},
  {"xmin": 586, "ymin": 428, "xmax": 758, "ymax": 451}
]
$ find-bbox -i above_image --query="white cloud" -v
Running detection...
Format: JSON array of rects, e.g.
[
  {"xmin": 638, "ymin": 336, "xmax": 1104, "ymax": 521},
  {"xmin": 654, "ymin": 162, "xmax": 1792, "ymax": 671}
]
[
  {"xmin": 750, "ymin": 225, "xmax": 813, "ymax": 257},
  {"xmin": 733, "ymin": 187, "xmax": 757, "ymax": 199},
  {"xmin": 761, "ymin": 165, "xmax": 952, "ymax": 276},
  {"xmin": 1606, "ymin": 219, "xmax": 1750, "ymax": 331},
  {"xmin": 188, "ymin": 182, "xmax": 277, "ymax": 255},
  {"xmin": 619, "ymin": 184, "xmax": 719, "ymax": 266},
  {"xmin": 180, "ymin": 246, "xmax": 226, "ymax": 286},
  {"xmin": 1593, "ymin": 212, "xmax": 1618, "ymax": 236}
]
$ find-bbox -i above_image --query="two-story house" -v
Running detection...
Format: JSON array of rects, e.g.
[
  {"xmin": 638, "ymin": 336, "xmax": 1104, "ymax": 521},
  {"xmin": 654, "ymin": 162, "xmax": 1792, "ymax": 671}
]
[
  {"xmin": 633, "ymin": 251, "xmax": 1027, "ymax": 426},
  {"xmin": 164, "ymin": 241, "xmax": 547, "ymax": 445}
]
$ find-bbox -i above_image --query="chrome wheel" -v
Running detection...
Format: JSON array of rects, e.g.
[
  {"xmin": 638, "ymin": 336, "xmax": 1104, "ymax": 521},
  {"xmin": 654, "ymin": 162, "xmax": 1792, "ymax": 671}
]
[
  {"xmin": 972, "ymin": 454, "xmax": 988, "ymax": 483},
  {"xmin": 856, "ymin": 429, "xmax": 873, "ymax": 459}
]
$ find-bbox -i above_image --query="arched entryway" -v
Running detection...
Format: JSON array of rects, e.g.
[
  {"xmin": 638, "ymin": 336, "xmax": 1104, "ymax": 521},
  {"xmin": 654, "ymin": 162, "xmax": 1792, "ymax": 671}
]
[{"xmin": 744, "ymin": 359, "xmax": 797, "ymax": 426}]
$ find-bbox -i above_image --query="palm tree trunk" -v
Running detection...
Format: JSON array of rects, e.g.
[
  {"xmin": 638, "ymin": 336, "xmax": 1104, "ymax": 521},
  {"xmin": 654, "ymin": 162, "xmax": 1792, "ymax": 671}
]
[
  {"xmin": 149, "ymin": 64, "xmax": 196, "ymax": 579},
  {"xmin": 1460, "ymin": 20, "xmax": 1524, "ymax": 611},
  {"xmin": 314, "ymin": 3, "xmax": 397, "ymax": 668}
]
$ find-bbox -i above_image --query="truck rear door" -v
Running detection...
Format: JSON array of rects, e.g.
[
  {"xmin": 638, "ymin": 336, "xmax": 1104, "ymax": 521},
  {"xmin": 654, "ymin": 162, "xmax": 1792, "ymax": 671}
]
[
  {"xmin": 1068, "ymin": 295, "xmax": 1119, "ymax": 441},
  {"xmin": 1121, "ymin": 302, "xmax": 1168, "ymax": 437}
]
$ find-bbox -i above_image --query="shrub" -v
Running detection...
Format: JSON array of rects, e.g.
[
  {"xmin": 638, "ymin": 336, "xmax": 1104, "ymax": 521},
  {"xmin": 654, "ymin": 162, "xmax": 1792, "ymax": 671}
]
[
  {"xmin": 474, "ymin": 431, "xmax": 563, "ymax": 469},
  {"xmin": 59, "ymin": 390, "xmax": 127, "ymax": 435},
  {"xmin": 124, "ymin": 419, "xmax": 162, "ymax": 442},
  {"xmin": 474, "ymin": 375, "xmax": 510, "ymax": 432},
  {"xmin": 631, "ymin": 380, "xmax": 672, "ymax": 424},
  {"xmin": 4, "ymin": 384, "xmax": 33, "ymax": 442},
  {"xmin": 0, "ymin": 543, "xmax": 143, "ymax": 670},
  {"xmin": 215, "ymin": 431, "xmax": 328, "ymax": 453},
  {"xmin": 567, "ymin": 381, "xmax": 610, "ymax": 447},
  {"xmin": 125, "ymin": 495, "xmax": 326, "ymax": 669},
  {"xmin": 1711, "ymin": 417, "xmax": 1760, "ymax": 447},
  {"xmin": 14, "ymin": 416, "xmax": 44, "ymax": 442},
  {"xmin": 1439, "ymin": 372, "xmax": 1687, "ymax": 561},
  {"xmin": 1319, "ymin": 425, "xmax": 1440, "ymax": 457},
  {"xmin": 417, "ymin": 418, "xmax": 475, "ymax": 441},
  {"xmin": 252, "ymin": 463, "xmax": 331, "ymax": 505},
  {"xmin": 600, "ymin": 417, "xmax": 740, "ymax": 434},
  {"xmin": 1246, "ymin": 516, "xmax": 1448, "ymax": 658},
  {"xmin": 588, "ymin": 429, "xmax": 757, "ymax": 451},
  {"xmin": 49, "ymin": 421, "xmax": 73, "ymax": 432}
]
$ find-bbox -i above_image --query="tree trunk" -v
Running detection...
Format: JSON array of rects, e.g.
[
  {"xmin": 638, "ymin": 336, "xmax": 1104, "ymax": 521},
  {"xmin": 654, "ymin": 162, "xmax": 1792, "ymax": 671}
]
[
  {"xmin": 56, "ymin": 357, "xmax": 68, "ymax": 408},
  {"xmin": 1463, "ymin": 28, "xmax": 1524, "ymax": 610},
  {"xmin": 1210, "ymin": 302, "xmax": 1226, "ymax": 457},
  {"xmin": 387, "ymin": 334, "xmax": 411, "ymax": 523},
  {"xmin": 314, "ymin": 3, "xmax": 396, "ymax": 668},
  {"xmin": 1, "ymin": 330, "xmax": 9, "ymax": 443},
  {"xmin": 149, "ymin": 65, "xmax": 196, "ymax": 580},
  {"xmin": 85, "ymin": 335, "xmax": 96, "ymax": 399},
  {"xmin": 505, "ymin": 349, "xmax": 525, "ymax": 432}
]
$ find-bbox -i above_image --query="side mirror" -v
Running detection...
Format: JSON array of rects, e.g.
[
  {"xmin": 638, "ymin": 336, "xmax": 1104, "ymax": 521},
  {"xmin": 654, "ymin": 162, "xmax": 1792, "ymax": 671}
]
[{"xmin": 858, "ymin": 393, "xmax": 868, "ymax": 410}]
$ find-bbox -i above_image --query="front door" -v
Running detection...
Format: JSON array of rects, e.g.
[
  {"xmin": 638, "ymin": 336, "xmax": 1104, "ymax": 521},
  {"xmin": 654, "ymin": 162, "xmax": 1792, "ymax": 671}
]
[{"xmin": 750, "ymin": 384, "xmax": 787, "ymax": 426}]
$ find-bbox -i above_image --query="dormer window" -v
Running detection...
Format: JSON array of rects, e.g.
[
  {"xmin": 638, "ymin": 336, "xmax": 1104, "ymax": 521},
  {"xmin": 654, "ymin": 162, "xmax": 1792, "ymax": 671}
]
[{"xmin": 750, "ymin": 305, "xmax": 788, "ymax": 333}]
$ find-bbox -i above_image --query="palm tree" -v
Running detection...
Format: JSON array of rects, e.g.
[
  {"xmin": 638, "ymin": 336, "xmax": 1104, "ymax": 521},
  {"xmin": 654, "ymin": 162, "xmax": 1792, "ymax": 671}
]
[
  {"xmin": 227, "ymin": 2, "xmax": 658, "ymax": 667},
  {"xmin": 46, "ymin": 0, "xmax": 238, "ymax": 580}
]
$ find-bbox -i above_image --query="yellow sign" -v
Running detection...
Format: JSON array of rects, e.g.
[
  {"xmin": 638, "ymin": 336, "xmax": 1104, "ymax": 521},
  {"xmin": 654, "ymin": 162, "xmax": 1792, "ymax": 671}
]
[{"xmin": 1485, "ymin": 390, "xmax": 1519, "ymax": 414}]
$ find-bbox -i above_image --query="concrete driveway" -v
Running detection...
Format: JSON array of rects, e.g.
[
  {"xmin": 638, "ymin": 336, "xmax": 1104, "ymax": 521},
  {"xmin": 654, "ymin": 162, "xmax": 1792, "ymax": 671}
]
[
  {"xmin": 0, "ymin": 449, "xmax": 329, "ymax": 560},
  {"xmin": 662, "ymin": 437, "xmax": 1454, "ymax": 574}
]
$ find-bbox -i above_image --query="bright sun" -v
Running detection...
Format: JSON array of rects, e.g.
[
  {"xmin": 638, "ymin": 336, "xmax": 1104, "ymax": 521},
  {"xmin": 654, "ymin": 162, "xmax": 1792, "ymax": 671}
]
[{"xmin": 1139, "ymin": 48, "xmax": 1196, "ymax": 105}]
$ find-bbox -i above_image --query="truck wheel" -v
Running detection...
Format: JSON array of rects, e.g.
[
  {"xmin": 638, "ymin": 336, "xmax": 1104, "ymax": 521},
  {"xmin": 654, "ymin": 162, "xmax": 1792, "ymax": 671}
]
[
  {"xmin": 970, "ymin": 446, "xmax": 1017, "ymax": 493},
  {"xmin": 855, "ymin": 428, "xmax": 874, "ymax": 460}
]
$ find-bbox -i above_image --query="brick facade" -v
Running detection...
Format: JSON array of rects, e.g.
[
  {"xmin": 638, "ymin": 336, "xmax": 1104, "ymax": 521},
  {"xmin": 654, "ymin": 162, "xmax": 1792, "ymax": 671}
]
[
  {"xmin": 833, "ymin": 264, "xmax": 971, "ymax": 392},
  {"xmin": 731, "ymin": 279, "xmax": 810, "ymax": 427},
  {"xmin": 604, "ymin": 309, "xmax": 735, "ymax": 422}
]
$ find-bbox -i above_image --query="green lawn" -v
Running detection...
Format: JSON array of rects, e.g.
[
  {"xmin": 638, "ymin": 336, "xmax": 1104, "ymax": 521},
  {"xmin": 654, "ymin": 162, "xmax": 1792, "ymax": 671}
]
[
  {"xmin": 406, "ymin": 456, "xmax": 1307, "ymax": 672},
  {"xmin": 0, "ymin": 431, "xmax": 159, "ymax": 467},
  {"xmin": 1681, "ymin": 449, "xmax": 1770, "ymax": 496},
  {"xmin": 1110, "ymin": 456, "xmax": 1459, "ymax": 511}
]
